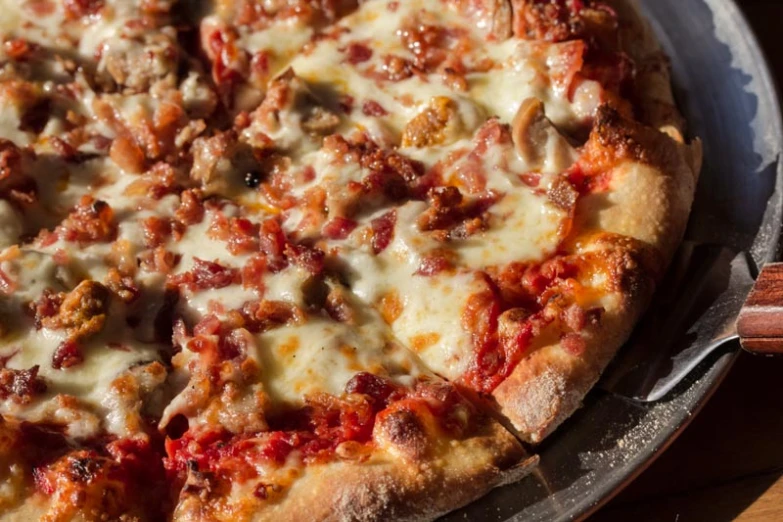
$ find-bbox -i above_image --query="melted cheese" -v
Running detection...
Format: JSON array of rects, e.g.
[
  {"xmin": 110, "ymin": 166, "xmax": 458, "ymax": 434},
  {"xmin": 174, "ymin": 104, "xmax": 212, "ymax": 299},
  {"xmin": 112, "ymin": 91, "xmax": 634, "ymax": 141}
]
[
  {"xmin": 254, "ymin": 312, "xmax": 422, "ymax": 404},
  {"xmin": 0, "ymin": 0, "xmax": 611, "ymax": 445}
]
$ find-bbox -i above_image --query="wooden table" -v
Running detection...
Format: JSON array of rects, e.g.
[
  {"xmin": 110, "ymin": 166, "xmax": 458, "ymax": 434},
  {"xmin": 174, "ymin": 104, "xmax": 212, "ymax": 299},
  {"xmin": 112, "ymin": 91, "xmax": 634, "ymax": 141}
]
[{"xmin": 591, "ymin": 2, "xmax": 783, "ymax": 520}]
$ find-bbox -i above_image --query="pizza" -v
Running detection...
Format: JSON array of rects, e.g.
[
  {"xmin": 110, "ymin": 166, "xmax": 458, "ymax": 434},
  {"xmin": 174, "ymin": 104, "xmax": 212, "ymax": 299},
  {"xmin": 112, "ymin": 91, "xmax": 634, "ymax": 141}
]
[{"xmin": 0, "ymin": 0, "xmax": 701, "ymax": 520}]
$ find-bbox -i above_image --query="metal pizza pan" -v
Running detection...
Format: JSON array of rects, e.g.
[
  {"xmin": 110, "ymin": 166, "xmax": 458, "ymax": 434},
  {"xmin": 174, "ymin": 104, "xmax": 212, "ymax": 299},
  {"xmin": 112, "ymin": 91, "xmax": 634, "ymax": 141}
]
[{"xmin": 442, "ymin": 0, "xmax": 783, "ymax": 520}]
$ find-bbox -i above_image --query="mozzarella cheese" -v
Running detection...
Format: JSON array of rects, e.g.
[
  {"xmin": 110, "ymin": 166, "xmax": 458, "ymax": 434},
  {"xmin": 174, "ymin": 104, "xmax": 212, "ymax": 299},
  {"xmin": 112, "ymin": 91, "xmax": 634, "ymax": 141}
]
[{"xmin": 0, "ymin": 0, "xmax": 603, "ymax": 441}]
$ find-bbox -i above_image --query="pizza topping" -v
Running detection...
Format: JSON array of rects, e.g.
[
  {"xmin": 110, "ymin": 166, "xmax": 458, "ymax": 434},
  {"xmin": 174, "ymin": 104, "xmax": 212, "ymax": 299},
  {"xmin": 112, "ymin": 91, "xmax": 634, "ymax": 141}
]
[
  {"xmin": 0, "ymin": 365, "xmax": 47, "ymax": 404},
  {"xmin": 57, "ymin": 196, "xmax": 117, "ymax": 244},
  {"xmin": 169, "ymin": 259, "xmax": 241, "ymax": 292},
  {"xmin": 511, "ymin": 0, "xmax": 618, "ymax": 44}
]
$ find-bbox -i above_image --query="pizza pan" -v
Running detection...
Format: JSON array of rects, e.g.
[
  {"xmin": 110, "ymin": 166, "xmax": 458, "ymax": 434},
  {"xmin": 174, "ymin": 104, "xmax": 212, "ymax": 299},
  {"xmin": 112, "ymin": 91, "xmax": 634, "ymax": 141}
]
[{"xmin": 442, "ymin": 0, "xmax": 783, "ymax": 520}]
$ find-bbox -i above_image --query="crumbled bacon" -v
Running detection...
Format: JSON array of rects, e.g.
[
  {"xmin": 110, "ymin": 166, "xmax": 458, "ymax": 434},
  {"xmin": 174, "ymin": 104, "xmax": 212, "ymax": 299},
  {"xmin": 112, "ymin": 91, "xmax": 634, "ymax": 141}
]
[
  {"xmin": 29, "ymin": 289, "xmax": 65, "ymax": 329},
  {"xmin": 57, "ymin": 196, "xmax": 117, "ymax": 244},
  {"xmin": 284, "ymin": 244, "xmax": 324, "ymax": 274},
  {"xmin": 4, "ymin": 38, "xmax": 37, "ymax": 61},
  {"xmin": 511, "ymin": 0, "xmax": 618, "ymax": 44},
  {"xmin": 344, "ymin": 42, "xmax": 373, "ymax": 64},
  {"xmin": 142, "ymin": 216, "xmax": 173, "ymax": 249},
  {"xmin": 139, "ymin": 247, "xmax": 179, "ymax": 274},
  {"xmin": 322, "ymin": 217, "xmax": 358, "ymax": 240},
  {"xmin": 259, "ymin": 218, "xmax": 288, "ymax": 271},
  {"xmin": 110, "ymin": 136, "xmax": 146, "ymax": 174},
  {"xmin": 417, "ymin": 187, "xmax": 500, "ymax": 240},
  {"xmin": 209, "ymin": 215, "xmax": 259, "ymax": 255},
  {"xmin": 63, "ymin": 0, "xmax": 105, "ymax": 19},
  {"xmin": 362, "ymin": 100, "xmax": 387, "ymax": 116},
  {"xmin": 168, "ymin": 259, "xmax": 240, "ymax": 292},
  {"xmin": 52, "ymin": 339, "xmax": 83, "ymax": 370},
  {"xmin": 415, "ymin": 249, "xmax": 455, "ymax": 276},
  {"xmin": 175, "ymin": 189, "xmax": 205, "ymax": 227},
  {"xmin": 42, "ymin": 280, "xmax": 111, "ymax": 341},
  {"xmin": 241, "ymin": 300, "xmax": 305, "ymax": 333},
  {"xmin": 0, "ymin": 366, "xmax": 47, "ymax": 404},
  {"xmin": 241, "ymin": 254, "xmax": 267, "ymax": 294},
  {"xmin": 105, "ymin": 269, "xmax": 141, "ymax": 304},
  {"xmin": 325, "ymin": 286, "xmax": 354, "ymax": 324},
  {"xmin": 370, "ymin": 210, "xmax": 396, "ymax": 254}
]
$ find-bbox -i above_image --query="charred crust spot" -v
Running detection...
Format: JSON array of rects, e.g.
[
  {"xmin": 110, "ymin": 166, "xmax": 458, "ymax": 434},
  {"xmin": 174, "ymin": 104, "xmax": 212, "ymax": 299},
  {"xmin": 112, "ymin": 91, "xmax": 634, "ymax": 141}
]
[{"xmin": 378, "ymin": 407, "xmax": 429, "ymax": 459}]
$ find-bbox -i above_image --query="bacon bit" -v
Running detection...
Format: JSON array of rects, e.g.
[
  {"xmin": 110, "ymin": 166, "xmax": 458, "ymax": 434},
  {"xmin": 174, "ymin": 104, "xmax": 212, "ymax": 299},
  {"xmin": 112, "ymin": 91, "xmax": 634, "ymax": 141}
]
[
  {"xmin": 512, "ymin": 0, "xmax": 617, "ymax": 43},
  {"xmin": 377, "ymin": 54, "xmax": 414, "ymax": 82},
  {"xmin": 105, "ymin": 268, "xmax": 140, "ymax": 304},
  {"xmin": 58, "ymin": 196, "xmax": 117, "ymax": 244},
  {"xmin": 139, "ymin": 247, "xmax": 179, "ymax": 274},
  {"xmin": 52, "ymin": 339, "xmax": 83, "ymax": 369},
  {"xmin": 42, "ymin": 281, "xmax": 110, "ymax": 350},
  {"xmin": 63, "ymin": 0, "xmax": 105, "ymax": 19},
  {"xmin": 344, "ymin": 42, "xmax": 373, "ymax": 64},
  {"xmin": 370, "ymin": 210, "xmax": 396, "ymax": 254},
  {"xmin": 322, "ymin": 217, "xmax": 358, "ymax": 240},
  {"xmin": 520, "ymin": 172, "xmax": 541, "ymax": 187},
  {"xmin": 241, "ymin": 254, "xmax": 267, "ymax": 294},
  {"xmin": 284, "ymin": 244, "xmax": 324, "ymax": 275},
  {"xmin": 415, "ymin": 249, "xmax": 455, "ymax": 276},
  {"xmin": 259, "ymin": 218, "xmax": 288, "ymax": 271},
  {"xmin": 241, "ymin": 300, "xmax": 304, "ymax": 333},
  {"xmin": 169, "ymin": 258, "xmax": 240, "ymax": 292},
  {"xmin": 226, "ymin": 218, "xmax": 259, "ymax": 255},
  {"xmin": 250, "ymin": 51, "xmax": 271, "ymax": 85},
  {"xmin": 49, "ymin": 136, "xmax": 81, "ymax": 162},
  {"xmin": 362, "ymin": 100, "xmax": 387, "ymax": 117},
  {"xmin": 460, "ymin": 285, "xmax": 505, "ymax": 391},
  {"xmin": 0, "ymin": 366, "xmax": 47, "ymax": 404},
  {"xmin": 194, "ymin": 315, "xmax": 222, "ymax": 336},
  {"xmin": 142, "ymin": 216, "xmax": 173, "ymax": 249},
  {"xmin": 561, "ymin": 332, "xmax": 587, "ymax": 355},
  {"xmin": 29, "ymin": 289, "xmax": 65, "ymax": 329},
  {"xmin": 110, "ymin": 136, "xmax": 146, "ymax": 174},
  {"xmin": 338, "ymin": 94, "xmax": 355, "ymax": 114},
  {"xmin": 418, "ymin": 187, "xmax": 499, "ymax": 240},
  {"xmin": 325, "ymin": 287, "xmax": 355, "ymax": 324},
  {"xmin": 175, "ymin": 189, "xmax": 205, "ymax": 227}
]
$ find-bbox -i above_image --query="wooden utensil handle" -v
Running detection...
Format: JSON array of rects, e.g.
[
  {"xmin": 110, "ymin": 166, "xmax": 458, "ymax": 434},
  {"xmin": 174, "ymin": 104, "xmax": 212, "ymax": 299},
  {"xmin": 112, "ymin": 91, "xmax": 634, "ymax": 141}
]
[{"xmin": 738, "ymin": 263, "xmax": 783, "ymax": 355}]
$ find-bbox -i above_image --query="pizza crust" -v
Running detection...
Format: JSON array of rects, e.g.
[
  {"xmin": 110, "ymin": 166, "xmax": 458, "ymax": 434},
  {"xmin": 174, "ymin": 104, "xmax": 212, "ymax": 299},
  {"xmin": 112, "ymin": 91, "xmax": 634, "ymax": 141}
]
[
  {"xmin": 172, "ymin": 421, "xmax": 536, "ymax": 522},
  {"xmin": 490, "ymin": 0, "xmax": 703, "ymax": 443}
]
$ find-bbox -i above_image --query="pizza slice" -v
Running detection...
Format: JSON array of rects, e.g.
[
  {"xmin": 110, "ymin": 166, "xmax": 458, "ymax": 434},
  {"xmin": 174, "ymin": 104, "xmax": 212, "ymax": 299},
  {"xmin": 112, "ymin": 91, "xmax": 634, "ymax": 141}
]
[
  {"xmin": 148, "ymin": 194, "xmax": 534, "ymax": 520},
  {"xmin": 251, "ymin": 0, "xmax": 701, "ymax": 443}
]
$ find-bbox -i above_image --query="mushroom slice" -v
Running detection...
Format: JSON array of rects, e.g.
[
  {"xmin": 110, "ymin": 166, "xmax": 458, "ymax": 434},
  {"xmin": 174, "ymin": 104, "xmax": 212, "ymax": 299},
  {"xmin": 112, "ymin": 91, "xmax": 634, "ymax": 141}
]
[{"xmin": 511, "ymin": 97, "xmax": 578, "ymax": 173}]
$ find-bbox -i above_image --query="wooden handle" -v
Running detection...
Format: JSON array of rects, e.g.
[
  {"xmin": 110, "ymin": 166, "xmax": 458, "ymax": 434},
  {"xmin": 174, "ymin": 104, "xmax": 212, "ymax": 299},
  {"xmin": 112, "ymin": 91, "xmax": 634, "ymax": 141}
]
[{"xmin": 738, "ymin": 263, "xmax": 783, "ymax": 355}]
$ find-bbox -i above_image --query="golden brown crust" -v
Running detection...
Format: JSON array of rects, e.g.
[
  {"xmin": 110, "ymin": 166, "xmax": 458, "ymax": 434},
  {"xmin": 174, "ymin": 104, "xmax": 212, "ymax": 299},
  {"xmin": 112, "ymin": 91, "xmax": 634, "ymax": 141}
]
[
  {"xmin": 491, "ymin": 0, "xmax": 702, "ymax": 443},
  {"xmin": 172, "ymin": 421, "xmax": 535, "ymax": 522},
  {"xmin": 494, "ymin": 236, "xmax": 659, "ymax": 442}
]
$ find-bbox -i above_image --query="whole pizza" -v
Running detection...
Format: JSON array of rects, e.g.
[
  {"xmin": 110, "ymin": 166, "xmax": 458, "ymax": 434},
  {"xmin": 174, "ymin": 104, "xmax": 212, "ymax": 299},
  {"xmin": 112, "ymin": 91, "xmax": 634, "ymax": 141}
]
[{"xmin": 0, "ymin": 0, "xmax": 702, "ymax": 520}]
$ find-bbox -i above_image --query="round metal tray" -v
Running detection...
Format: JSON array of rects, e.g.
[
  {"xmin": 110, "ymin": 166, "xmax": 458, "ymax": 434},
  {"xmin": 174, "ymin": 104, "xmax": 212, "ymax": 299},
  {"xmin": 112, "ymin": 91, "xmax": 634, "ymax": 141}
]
[{"xmin": 444, "ymin": 1, "xmax": 783, "ymax": 520}]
